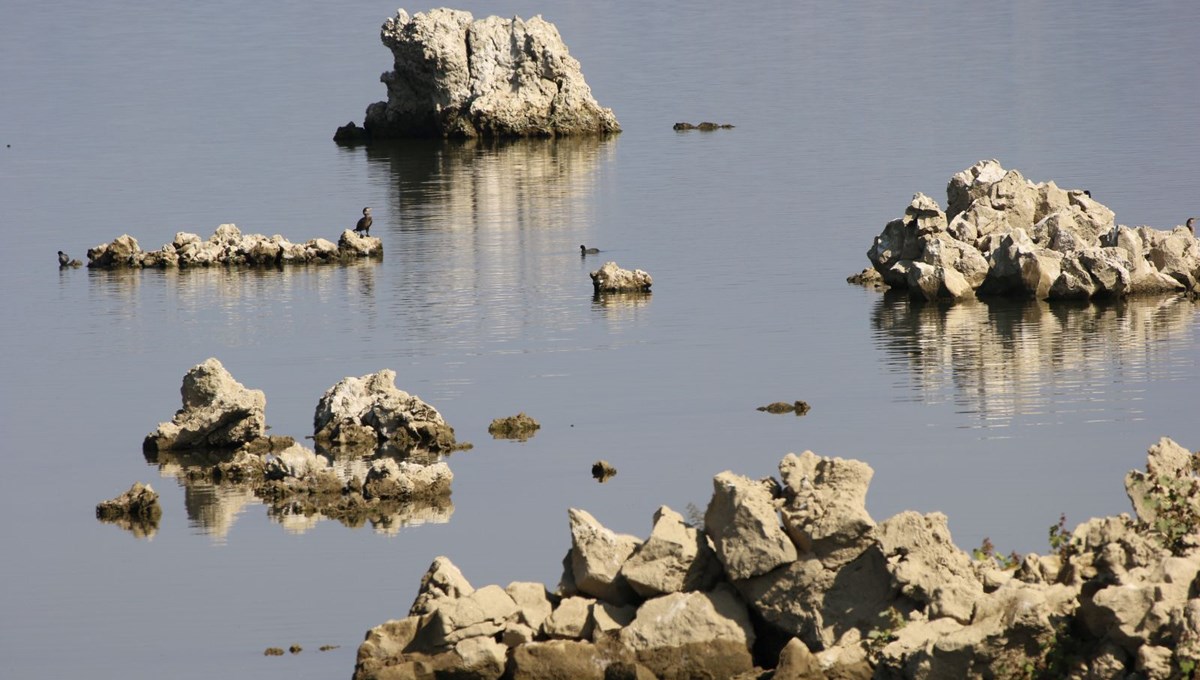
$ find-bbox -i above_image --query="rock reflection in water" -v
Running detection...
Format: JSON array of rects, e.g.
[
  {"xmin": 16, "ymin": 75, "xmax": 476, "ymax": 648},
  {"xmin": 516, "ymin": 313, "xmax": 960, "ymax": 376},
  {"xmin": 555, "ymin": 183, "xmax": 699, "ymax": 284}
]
[
  {"xmin": 151, "ymin": 448, "xmax": 452, "ymax": 539},
  {"xmin": 591, "ymin": 291, "xmax": 652, "ymax": 329},
  {"xmin": 871, "ymin": 292, "xmax": 1196, "ymax": 432}
]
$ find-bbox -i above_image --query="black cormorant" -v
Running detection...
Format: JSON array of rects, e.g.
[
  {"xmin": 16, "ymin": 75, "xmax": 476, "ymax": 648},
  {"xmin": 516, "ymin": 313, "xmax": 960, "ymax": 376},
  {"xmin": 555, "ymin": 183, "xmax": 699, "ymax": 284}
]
[{"xmin": 354, "ymin": 207, "xmax": 373, "ymax": 236}]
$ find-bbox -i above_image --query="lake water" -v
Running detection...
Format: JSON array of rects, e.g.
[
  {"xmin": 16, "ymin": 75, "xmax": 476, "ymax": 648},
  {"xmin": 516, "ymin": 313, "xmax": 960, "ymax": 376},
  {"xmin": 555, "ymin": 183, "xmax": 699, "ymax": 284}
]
[{"xmin": 2, "ymin": 1, "xmax": 1198, "ymax": 678}]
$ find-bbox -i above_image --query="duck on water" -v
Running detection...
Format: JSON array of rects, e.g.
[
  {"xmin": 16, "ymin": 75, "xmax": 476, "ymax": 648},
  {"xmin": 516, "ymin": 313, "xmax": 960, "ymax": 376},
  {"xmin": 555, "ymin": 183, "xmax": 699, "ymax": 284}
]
[{"xmin": 580, "ymin": 245, "xmax": 599, "ymax": 255}]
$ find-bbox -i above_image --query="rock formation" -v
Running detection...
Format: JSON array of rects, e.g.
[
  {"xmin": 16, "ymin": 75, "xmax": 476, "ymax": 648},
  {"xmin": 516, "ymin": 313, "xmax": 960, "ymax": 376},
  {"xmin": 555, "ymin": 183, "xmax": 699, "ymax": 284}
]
[
  {"xmin": 341, "ymin": 8, "xmax": 620, "ymax": 141},
  {"xmin": 313, "ymin": 369, "xmax": 462, "ymax": 455},
  {"xmin": 144, "ymin": 358, "xmax": 268, "ymax": 452},
  {"xmin": 487, "ymin": 412, "xmax": 541, "ymax": 441},
  {"xmin": 87, "ymin": 224, "xmax": 382, "ymax": 269},
  {"xmin": 95, "ymin": 482, "xmax": 162, "ymax": 538},
  {"xmin": 352, "ymin": 437, "xmax": 1200, "ymax": 679},
  {"xmin": 864, "ymin": 160, "xmax": 1200, "ymax": 301},
  {"xmin": 590, "ymin": 261, "xmax": 653, "ymax": 293}
]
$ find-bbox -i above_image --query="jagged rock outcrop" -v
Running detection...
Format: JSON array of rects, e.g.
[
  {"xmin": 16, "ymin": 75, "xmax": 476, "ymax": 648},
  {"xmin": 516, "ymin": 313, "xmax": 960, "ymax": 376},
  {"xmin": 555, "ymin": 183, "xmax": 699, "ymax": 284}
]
[
  {"xmin": 313, "ymin": 369, "xmax": 461, "ymax": 454},
  {"xmin": 344, "ymin": 8, "xmax": 620, "ymax": 141},
  {"xmin": 865, "ymin": 160, "xmax": 1199, "ymax": 301},
  {"xmin": 144, "ymin": 358, "xmax": 267, "ymax": 452},
  {"xmin": 87, "ymin": 225, "xmax": 381, "ymax": 269},
  {"xmin": 353, "ymin": 438, "xmax": 1200, "ymax": 679},
  {"xmin": 590, "ymin": 261, "xmax": 653, "ymax": 293}
]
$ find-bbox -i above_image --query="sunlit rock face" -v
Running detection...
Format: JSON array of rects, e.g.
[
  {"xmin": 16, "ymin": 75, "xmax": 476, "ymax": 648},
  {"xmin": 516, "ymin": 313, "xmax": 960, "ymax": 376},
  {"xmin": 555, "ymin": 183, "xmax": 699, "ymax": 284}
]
[
  {"xmin": 354, "ymin": 8, "xmax": 620, "ymax": 140},
  {"xmin": 866, "ymin": 160, "xmax": 1199, "ymax": 301}
]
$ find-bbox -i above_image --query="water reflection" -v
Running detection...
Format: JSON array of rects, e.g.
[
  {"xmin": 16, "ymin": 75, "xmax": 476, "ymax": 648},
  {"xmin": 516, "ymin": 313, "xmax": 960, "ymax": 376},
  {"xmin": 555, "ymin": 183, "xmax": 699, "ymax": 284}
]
[
  {"xmin": 591, "ymin": 291, "xmax": 653, "ymax": 329},
  {"xmin": 359, "ymin": 137, "xmax": 617, "ymax": 355},
  {"xmin": 871, "ymin": 292, "xmax": 1197, "ymax": 434},
  {"xmin": 152, "ymin": 449, "xmax": 452, "ymax": 540}
]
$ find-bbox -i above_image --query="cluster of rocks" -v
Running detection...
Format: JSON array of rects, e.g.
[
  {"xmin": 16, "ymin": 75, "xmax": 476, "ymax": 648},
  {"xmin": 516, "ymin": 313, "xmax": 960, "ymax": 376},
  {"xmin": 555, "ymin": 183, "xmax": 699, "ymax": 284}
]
[
  {"xmin": 95, "ymin": 482, "xmax": 162, "ymax": 538},
  {"xmin": 672, "ymin": 122, "xmax": 735, "ymax": 131},
  {"xmin": 126, "ymin": 359, "xmax": 460, "ymax": 535},
  {"xmin": 87, "ymin": 224, "xmax": 382, "ymax": 269},
  {"xmin": 353, "ymin": 437, "xmax": 1200, "ymax": 679},
  {"xmin": 590, "ymin": 262, "xmax": 653, "ymax": 294},
  {"xmin": 487, "ymin": 413, "xmax": 541, "ymax": 441},
  {"xmin": 865, "ymin": 160, "xmax": 1199, "ymax": 301},
  {"xmin": 337, "ymin": 9, "xmax": 620, "ymax": 142}
]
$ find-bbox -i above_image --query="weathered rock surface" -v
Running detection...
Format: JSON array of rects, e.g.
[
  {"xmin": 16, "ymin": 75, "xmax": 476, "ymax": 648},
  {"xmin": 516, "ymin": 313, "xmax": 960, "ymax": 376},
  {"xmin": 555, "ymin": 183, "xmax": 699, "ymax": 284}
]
[
  {"xmin": 353, "ymin": 438, "xmax": 1200, "ymax": 679},
  {"xmin": 562, "ymin": 508, "xmax": 642, "ymax": 605},
  {"xmin": 487, "ymin": 412, "xmax": 540, "ymax": 440},
  {"xmin": 619, "ymin": 506, "xmax": 722, "ymax": 597},
  {"xmin": 95, "ymin": 482, "xmax": 162, "ymax": 538},
  {"xmin": 590, "ymin": 261, "xmax": 653, "ymax": 293},
  {"xmin": 144, "ymin": 358, "xmax": 267, "ymax": 451},
  {"xmin": 864, "ymin": 160, "xmax": 1200, "ymax": 301},
  {"xmin": 348, "ymin": 8, "xmax": 620, "ymax": 141},
  {"xmin": 757, "ymin": 400, "xmax": 811, "ymax": 415},
  {"xmin": 705, "ymin": 471, "xmax": 796, "ymax": 580},
  {"xmin": 672, "ymin": 121, "xmax": 735, "ymax": 130},
  {"xmin": 313, "ymin": 369, "xmax": 461, "ymax": 454},
  {"xmin": 87, "ymin": 225, "xmax": 381, "ymax": 269}
]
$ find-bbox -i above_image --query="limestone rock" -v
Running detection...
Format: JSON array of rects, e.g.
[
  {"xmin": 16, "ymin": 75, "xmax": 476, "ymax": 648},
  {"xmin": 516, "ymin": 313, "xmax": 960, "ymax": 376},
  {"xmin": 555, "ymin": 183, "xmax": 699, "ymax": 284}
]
[
  {"xmin": 704, "ymin": 471, "xmax": 796, "ymax": 581},
  {"xmin": 876, "ymin": 511, "xmax": 983, "ymax": 624},
  {"xmin": 358, "ymin": 8, "xmax": 620, "ymax": 140},
  {"xmin": 620, "ymin": 505, "xmax": 723, "ymax": 597},
  {"xmin": 505, "ymin": 582, "xmax": 555, "ymax": 632},
  {"xmin": 507, "ymin": 639, "xmax": 634, "ymax": 680},
  {"xmin": 778, "ymin": 451, "xmax": 875, "ymax": 568},
  {"xmin": 88, "ymin": 224, "xmax": 381, "ymax": 269},
  {"xmin": 564, "ymin": 508, "xmax": 642, "ymax": 605},
  {"xmin": 144, "ymin": 358, "xmax": 267, "ymax": 451},
  {"xmin": 541, "ymin": 595, "xmax": 595, "ymax": 640},
  {"xmin": 361, "ymin": 457, "xmax": 453, "ymax": 501},
  {"xmin": 865, "ymin": 160, "xmax": 1194, "ymax": 301},
  {"xmin": 313, "ymin": 369, "xmax": 459, "ymax": 454},
  {"xmin": 617, "ymin": 586, "xmax": 756, "ymax": 680},
  {"xmin": 736, "ymin": 547, "xmax": 897, "ymax": 650},
  {"xmin": 590, "ymin": 261, "xmax": 653, "ymax": 293},
  {"xmin": 86, "ymin": 234, "xmax": 141, "ymax": 268},
  {"xmin": 410, "ymin": 556, "xmax": 474, "ymax": 616},
  {"xmin": 773, "ymin": 638, "xmax": 826, "ymax": 680},
  {"xmin": 419, "ymin": 584, "xmax": 518, "ymax": 650}
]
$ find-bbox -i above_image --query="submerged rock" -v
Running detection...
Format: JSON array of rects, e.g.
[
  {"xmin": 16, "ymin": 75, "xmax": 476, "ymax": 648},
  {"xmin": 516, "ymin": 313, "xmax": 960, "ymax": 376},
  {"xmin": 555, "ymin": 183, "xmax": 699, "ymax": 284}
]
[
  {"xmin": 95, "ymin": 482, "xmax": 162, "ymax": 538},
  {"xmin": 144, "ymin": 358, "xmax": 267, "ymax": 452},
  {"xmin": 87, "ymin": 224, "xmax": 382, "ymax": 269},
  {"xmin": 487, "ymin": 412, "xmax": 541, "ymax": 440},
  {"xmin": 863, "ymin": 160, "xmax": 1199, "ymax": 301},
  {"xmin": 591, "ymin": 460, "xmax": 617, "ymax": 483},
  {"xmin": 590, "ymin": 262, "xmax": 653, "ymax": 293},
  {"xmin": 346, "ymin": 8, "xmax": 620, "ymax": 141},
  {"xmin": 672, "ymin": 122, "xmax": 735, "ymax": 131}
]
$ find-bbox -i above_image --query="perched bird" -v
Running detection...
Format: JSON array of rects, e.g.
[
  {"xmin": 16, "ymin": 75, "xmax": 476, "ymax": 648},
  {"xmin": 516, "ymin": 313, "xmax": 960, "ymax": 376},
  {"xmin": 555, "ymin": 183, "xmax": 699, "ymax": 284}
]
[
  {"xmin": 58, "ymin": 250, "xmax": 70, "ymax": 267},
  {"xmin": 580, "ymin": 244, "xmax": 599, "ymax": 255},
  {"xmin": 1187, "ymin": 217, "xmax": 1195, "ymax": 235},
  {"xmin": 354, "ymin": 207, "xmax": 373, "ymax": 236}
]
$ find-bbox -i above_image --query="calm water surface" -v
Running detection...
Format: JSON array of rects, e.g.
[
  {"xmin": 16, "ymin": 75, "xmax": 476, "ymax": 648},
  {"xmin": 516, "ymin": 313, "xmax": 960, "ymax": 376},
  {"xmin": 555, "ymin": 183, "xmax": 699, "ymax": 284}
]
[{"xmin": 2, "ymin": 2, "xmax": 1198, "ymax": 678}]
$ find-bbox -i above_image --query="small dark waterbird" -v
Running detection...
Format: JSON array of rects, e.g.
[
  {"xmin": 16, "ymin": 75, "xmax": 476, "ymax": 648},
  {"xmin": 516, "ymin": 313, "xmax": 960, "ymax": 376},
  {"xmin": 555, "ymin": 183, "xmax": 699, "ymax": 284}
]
[
  {"xmin": 58, "ymin": 250, "xmax": 70, "ymax": 267},
  {"xmin": 354, "ymin": 207, "xmax": 373, "ymax": 236},
  {"xmin": 1187, "ymin": 217, "xmax": 1195, "ymax": 235},
  {"xmin": 580, "ymin": 244, "xmax": 599, "ymax": 255}
]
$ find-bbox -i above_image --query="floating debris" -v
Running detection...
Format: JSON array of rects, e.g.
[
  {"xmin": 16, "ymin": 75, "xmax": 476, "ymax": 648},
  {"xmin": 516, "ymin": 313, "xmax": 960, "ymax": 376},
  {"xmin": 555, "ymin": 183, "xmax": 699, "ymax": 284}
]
[{"xmin": 756, "ymin": 401, "xmax": 811, "ymax": 416}]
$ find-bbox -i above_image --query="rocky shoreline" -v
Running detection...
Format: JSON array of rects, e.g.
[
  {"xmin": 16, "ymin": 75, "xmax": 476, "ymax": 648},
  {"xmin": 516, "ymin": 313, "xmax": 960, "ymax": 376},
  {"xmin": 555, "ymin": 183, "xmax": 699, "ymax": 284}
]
[
  {"xmin": 862, "ymin": 160, "xmax": 1199, "ymax": 301},
  {"xmin": 352, "ymin": 438, "xmax": 1199, "ymax": 679},
  {"xmin": 86, "ymin": 224, "xmax": 382, "ymax": 269}
]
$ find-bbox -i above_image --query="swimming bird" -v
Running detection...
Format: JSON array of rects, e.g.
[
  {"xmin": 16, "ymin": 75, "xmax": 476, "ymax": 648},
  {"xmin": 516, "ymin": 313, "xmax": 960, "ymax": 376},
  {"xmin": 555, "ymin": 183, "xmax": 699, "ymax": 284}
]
[
  {"xmin": 354, "ymin": 207, "xmax": 372, "ymax": 236},
  {"xmin": 580, "ymin": 245, "xmax": 599, "ymax": 255},
  {"xmin": 58, "ymin": 251, "xmax": 70, "ymax": 267}
]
